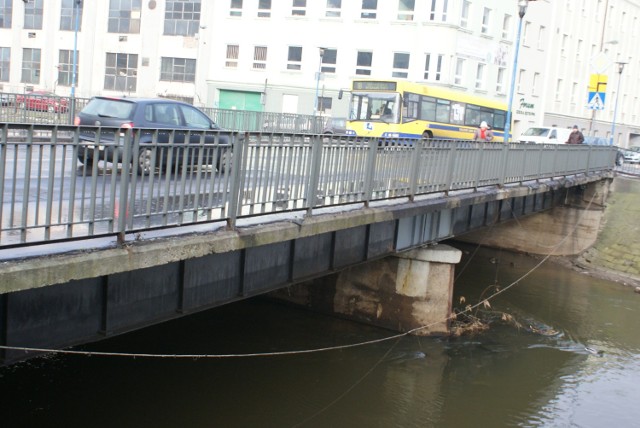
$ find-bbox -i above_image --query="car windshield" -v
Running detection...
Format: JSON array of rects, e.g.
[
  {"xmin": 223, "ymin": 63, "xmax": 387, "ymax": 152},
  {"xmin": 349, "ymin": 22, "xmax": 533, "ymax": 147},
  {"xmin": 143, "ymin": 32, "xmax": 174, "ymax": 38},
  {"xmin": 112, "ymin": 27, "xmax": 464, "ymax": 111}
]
[
  {"xmin": 82, "ymin": 98, "xmax": 136, "ymax": 119},
  {"xmin": 522, "ymin": 128, "xmax": 550, "ymax": 137}
]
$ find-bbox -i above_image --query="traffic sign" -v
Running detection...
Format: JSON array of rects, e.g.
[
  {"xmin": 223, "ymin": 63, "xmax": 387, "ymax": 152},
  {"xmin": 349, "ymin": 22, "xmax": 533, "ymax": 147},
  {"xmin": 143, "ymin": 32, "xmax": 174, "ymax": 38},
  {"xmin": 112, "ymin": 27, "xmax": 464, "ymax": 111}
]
[{"xmin": 588, "ymin": 92, "xmax": 605, "ymax": 110}]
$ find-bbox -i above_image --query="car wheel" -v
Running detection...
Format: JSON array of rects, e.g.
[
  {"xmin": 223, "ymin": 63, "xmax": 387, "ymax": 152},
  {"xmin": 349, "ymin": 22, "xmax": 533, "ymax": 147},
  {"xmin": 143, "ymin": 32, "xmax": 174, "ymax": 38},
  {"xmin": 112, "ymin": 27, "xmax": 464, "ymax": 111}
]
[
  {"xmin": 136, "ymin": 147, "xmax": 154, "ymax": 176},
  {"xmin": 77, "ymin": 154, "xmax": 94, "ymax": 168}
]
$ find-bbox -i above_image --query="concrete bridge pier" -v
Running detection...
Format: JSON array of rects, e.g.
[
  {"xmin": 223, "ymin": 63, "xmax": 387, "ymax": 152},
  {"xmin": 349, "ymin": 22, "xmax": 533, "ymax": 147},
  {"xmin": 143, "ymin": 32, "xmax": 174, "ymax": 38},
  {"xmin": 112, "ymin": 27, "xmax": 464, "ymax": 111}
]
[{"xmin": 271, "ymin": 244, "xmax": 462, "ymax": 336}]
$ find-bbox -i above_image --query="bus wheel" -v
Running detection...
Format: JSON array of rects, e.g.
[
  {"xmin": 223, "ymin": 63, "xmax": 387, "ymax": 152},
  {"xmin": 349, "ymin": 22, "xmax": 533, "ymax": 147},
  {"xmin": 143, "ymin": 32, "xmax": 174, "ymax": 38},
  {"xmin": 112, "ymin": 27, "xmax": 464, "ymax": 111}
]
[{"xmin": 421, "ymin": 131, "xmax": 433, "ymax": 139}]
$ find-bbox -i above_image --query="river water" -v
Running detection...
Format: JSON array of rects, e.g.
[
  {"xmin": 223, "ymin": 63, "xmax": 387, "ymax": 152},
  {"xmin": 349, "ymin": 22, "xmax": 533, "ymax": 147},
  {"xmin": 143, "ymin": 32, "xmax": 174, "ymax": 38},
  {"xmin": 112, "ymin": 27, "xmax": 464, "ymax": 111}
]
[{"xmin": 1, "ymin": 243, "xmax": 639, "ymax": 428}]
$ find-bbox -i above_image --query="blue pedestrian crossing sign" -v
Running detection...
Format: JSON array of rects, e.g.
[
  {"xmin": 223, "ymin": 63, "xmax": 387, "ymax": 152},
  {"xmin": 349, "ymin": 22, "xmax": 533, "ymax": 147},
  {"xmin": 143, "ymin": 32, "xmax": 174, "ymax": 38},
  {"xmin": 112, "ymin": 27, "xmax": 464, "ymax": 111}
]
[
  {"xmin": 588, "ymin": 92, "xmax": 605, "ymax": 110},
  {"xmin": 587, "ymin": 74, "xmax": 607, "ymax": 110}
]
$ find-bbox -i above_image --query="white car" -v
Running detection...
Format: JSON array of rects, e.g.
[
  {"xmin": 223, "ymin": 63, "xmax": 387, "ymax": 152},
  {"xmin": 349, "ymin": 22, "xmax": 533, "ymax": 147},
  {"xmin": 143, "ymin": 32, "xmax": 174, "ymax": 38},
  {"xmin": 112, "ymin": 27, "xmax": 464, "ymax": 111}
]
[{"xmin": 622, "ymin": 149, "xmax": 640, "ymax": 163}]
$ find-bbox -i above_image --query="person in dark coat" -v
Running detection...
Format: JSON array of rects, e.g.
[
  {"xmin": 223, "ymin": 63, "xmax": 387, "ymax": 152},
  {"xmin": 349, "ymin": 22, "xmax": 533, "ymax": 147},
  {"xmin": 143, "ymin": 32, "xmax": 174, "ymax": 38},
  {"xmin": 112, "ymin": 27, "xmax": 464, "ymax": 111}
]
[{"xmin": 566, "ymin": 125, "xmax": 584, "ymax": 144}]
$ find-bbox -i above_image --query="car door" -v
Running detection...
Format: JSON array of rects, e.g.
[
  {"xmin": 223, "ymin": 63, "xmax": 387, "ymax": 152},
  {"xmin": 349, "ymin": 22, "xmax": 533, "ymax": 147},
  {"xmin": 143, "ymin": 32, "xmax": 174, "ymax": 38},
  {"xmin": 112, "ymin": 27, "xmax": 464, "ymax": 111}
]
[{"xmin": 178, "ymin": 104, "xmax": 221, "ymax": 167}]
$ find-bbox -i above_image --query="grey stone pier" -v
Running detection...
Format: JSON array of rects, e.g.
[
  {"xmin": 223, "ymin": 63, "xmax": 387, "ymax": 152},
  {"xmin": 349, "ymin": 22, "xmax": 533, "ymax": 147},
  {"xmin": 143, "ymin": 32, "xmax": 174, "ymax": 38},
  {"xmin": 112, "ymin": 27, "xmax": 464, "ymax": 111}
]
[{"xmin": 271, "ymin": 244, "xmax": 462, "ymax": 336}]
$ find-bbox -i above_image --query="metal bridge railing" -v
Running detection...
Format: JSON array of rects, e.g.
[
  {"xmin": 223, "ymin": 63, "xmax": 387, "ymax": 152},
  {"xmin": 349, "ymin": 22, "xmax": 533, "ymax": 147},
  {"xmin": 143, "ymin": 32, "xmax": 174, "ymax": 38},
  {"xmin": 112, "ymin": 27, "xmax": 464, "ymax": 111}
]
[
  {"xmin": 0, "ymin": 123, "xmax": 617, "ymax": 248},
  {"xmin": 0, "ymin": 92, "xmax": 324, "ymax": 133}
]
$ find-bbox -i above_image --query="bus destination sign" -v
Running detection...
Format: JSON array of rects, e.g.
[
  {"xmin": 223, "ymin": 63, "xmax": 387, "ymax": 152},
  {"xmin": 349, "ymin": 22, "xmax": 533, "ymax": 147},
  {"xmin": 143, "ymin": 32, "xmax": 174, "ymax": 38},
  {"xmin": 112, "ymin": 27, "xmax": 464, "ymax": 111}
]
[{"xmin": 352, "ymin": 81, "xmax": 397, "ymax": 91}]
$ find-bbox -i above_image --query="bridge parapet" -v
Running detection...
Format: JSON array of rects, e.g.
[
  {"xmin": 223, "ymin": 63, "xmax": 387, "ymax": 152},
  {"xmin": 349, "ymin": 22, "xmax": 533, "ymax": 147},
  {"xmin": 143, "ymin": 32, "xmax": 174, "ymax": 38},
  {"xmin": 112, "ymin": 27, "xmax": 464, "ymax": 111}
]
[{"xmin": 0, "ymin": 123, "xmax": 617, "ymax": 249}]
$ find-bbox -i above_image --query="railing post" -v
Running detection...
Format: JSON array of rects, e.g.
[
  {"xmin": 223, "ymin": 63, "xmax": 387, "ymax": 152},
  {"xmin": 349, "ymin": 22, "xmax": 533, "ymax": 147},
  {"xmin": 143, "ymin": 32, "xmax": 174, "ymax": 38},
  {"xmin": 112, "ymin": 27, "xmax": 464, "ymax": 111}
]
[
  {"xmin": 473, "ymin": 142, "xmax": 484, "ymax": 191},
  {"xmin": 444, "ymin": 140, "xmax": 458, "ymax": 194},
  {"xmin": 116, "ymin": 128, "xmax": 134, "ymax": 245},
  {"xmin": 408, "ymin": 139, "xmax": 423, "ymax": 201},
  {"xmin": 305, "ymin": 134, "xmax": 324, "ymax": 217},
  {"xmin": 362, "ymin": 138, "xmax": 378, "ymax": 206},
  {"xmin": 226, "ymin": 132, "xmax": 246, "ymax": 229},
  {"xmin": 498, "ymin": 143, "xmax": 509, "ymax": 188}
]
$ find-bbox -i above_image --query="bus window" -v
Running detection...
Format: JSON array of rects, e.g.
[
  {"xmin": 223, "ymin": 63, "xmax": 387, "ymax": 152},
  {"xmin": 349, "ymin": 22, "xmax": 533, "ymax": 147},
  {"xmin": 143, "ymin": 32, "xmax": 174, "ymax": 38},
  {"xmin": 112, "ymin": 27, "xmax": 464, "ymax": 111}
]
[
  {"xmin": 435, "ymin": 99, "xmax": 450, "ymax": 123},
  {"xmin": 403, "ymin": 92, "xmax": 419, "ymax": 122},
  {"xmin": 493, "ymin": 111, "xmax": 505, "ymax": 130},
  {"xmin": 465, "ymin": 104, "xmax": 481, "ymax": 126},
  {"xmin": 420, "ymin": 97, "xmax": 436, "ymax": 121}
]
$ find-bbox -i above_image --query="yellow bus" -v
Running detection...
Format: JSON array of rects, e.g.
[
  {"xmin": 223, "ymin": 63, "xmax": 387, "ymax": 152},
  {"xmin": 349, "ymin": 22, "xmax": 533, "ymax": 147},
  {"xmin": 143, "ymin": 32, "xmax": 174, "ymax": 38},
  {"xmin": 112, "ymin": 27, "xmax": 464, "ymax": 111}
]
[{"xmin": 344, "ymin": 79, "xmax": 508, "ymax": 142}]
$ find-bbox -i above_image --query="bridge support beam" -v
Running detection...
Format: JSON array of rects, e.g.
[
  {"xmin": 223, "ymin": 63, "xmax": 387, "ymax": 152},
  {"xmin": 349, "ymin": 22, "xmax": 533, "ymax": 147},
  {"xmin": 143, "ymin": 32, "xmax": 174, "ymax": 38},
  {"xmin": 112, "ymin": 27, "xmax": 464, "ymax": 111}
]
[
  {"xmin": 271, "ymin": 244, "xmax": 462, "ymax": 336},
  {"xmin": 455, "ymin": 179, "xmax": 611, "ymax": 256}
]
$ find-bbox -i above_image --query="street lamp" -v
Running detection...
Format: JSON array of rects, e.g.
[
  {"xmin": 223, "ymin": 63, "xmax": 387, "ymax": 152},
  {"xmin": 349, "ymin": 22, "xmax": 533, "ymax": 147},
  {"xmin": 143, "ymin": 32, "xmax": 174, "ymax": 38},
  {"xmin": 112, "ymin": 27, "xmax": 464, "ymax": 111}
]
[
  {"xmin": 70, "ymin": 0, "xmax": 81, "ymax": 119},
  {"xmin": 313, "ymin": 47, "xmax": 326, "ymax": 116},
  {"xmin": 609, "ymin": 61, "xmax": 626, "ymax": 146},
  {"xmin": 504, "ymin": 0, "xmax": 529, "ymax": 143}
]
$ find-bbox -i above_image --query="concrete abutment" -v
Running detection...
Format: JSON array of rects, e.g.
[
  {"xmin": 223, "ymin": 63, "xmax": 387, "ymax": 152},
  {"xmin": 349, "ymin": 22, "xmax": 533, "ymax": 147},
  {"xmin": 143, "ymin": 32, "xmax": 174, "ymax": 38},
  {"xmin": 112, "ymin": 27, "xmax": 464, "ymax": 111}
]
[{"xmin": 270, "ymin": 244, "xmax": 462, "ymax": 336}]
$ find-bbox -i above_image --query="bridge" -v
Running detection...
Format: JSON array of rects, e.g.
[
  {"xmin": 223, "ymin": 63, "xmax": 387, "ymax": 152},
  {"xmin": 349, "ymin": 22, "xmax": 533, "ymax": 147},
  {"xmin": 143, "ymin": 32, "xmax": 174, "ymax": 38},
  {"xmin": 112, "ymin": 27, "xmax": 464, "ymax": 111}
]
[{"xmin": 0, "ymin": 123, "xmax": 616, "ymax": 365}]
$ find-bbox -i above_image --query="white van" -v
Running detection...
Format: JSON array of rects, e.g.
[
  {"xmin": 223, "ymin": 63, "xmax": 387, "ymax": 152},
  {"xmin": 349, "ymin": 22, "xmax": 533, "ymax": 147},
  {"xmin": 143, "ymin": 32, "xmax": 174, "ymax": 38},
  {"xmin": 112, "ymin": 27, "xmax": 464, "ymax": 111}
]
[{"xmin": 518, "ymin": 127, "xmax": 572, "ymax": 144}]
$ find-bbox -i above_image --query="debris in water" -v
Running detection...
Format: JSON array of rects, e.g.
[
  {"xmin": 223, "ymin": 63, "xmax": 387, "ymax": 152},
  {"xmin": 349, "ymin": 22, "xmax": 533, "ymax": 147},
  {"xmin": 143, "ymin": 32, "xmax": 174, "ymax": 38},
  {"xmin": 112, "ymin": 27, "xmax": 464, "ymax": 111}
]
[{"xmin": 584, "ymin": 346, "xmax": 605, "ymax": 357}]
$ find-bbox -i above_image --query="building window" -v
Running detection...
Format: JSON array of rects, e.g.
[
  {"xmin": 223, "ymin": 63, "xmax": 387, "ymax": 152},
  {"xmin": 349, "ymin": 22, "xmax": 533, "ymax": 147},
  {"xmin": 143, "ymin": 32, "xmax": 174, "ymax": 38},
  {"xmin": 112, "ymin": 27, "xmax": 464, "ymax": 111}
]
[
  {"xmin": 460, "ymin": 1, "xmax": 470, "ymax": 28},
  {"xmin": 258, "ymin": 0, "xmax": 271, "ymax": 17},
  {"xmin": 454, "ymin": 58, "xmax": 464, "ymax": 85},
  {"xmin": 361, "ymin": 0, "xmax": 377, "ymax": 19},
  {"xmin": 108, "ymin": 0, "xmax": 141, "ymax": 34},
  {"xmin": 104, "ymin": 52, "xmax": 138, "ymax": 92},
  {"xmin": 533, "ymin": 73, "xmax": 540, "ymax": 97},
  {"xmin": 392, "ymin": 52, "xmax": 410, "ymax": 78},
  {"xmin": 496, "ymin": 67, "xmax": 505, "ymax": 93},
  {"xmin": 424, "ymin": 54, "xmax": 442, "ymax": 81},
  {"xmin": 356, "ymin": 51, "xmax": 372, "ymax": 75},
  {"xmin": 0, "ymin": 0, "xmax": 12, "ymax": 29},
  {"xmin": 522, "ymin": 21, "xmax": 530, "ymax": 46},
  {"xmin": 518, "ymin": 69, "xmax": 526, "ymax": 94},
  {"xmin": 292, "ymin": 0, "xmax": 306, "ymax": 16},
  {"xmin": 561, "ymin": 34, "xmax": 568, "ymax": 56},
  {"xmin": 21, "ymin": 48, "xmax": 41, "ymax": 84},
  {"xmin": 225, "ymin": 44, "xmax": 239, "ymax": 68},
  {"xmin": 321, "ymin": 49, "xmax": 337, "ymax": 73},
  {"xmin": 326, "ymin": 0, "xmax": 341, "ymax": 18},
  {"xmin": 429, "ymin": 0, "xmax": 436, "ymax": 20},
  {"xmin": 576, "ymin": 39, "xmax": 583, "ymax": 62},
  {"xmin": 397, "ymin": 0, "xmax": 414, "ymax": 21},
  {"xmin": 555, "ymin": 79, "xmax": 563, "ymax": 101},
  {"xmin": 538, "ymin": 26, "xmax": 546, "ymax": 50},
  {"xmin": 424, "ymin": 54, "xmax": 431, "ymax": 79},
  {"xmin": 481, "ymin": 7, "xmax": 491, "ymax": 34},
  {"xmin": 318, "ymin": 97, "xmax": 332, "ymax": 114},
  {"xmin": 502, "ymin": 14, "xmax": 511, "ymax": 39},
  {"xmin": 60, "ymin": 0, "xmax": 83, "ymax": 31},
  {"xmin": 24, "ymin": 0, "xmax": 44, "ymax": 30},
  {"xmin": 253, "ymin": 46, "xmax": 267, "ymax": 70},
  {"xmin": 230, "ymin": 0, "xmax": 242, "ymax": 17},
  {"xmin": 57, "ymin": 49, "xmax": 78, "ymax": 87},
  {"xmin": 442, "ymin": 0, "xmax": 448, "ymax": 21},
  {"xmin": 164, "ymin": 0, "xmax": 201, "ymax": 36},
  {"xmin": 287, "ymin": 46, "xmax": 302, "ymax": 70},
  {"xmin": 475, "ymin": 63, "xmax": 485, "ymax": 89},
  {"xmin": 160, "ymin": 57, "xmax": 195, "ymax": 82},
  {"xmin": 0, "ymin": 47, "xmax": 10, "ymax": 82}
]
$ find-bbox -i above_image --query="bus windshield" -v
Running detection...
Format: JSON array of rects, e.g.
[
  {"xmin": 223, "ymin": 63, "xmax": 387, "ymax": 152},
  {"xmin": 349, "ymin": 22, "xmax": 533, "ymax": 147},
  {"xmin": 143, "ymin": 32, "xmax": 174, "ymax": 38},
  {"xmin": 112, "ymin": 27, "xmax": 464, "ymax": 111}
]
[{"xmin": 349, "ymin": 92, "xmax": 400, "ymax": 123}]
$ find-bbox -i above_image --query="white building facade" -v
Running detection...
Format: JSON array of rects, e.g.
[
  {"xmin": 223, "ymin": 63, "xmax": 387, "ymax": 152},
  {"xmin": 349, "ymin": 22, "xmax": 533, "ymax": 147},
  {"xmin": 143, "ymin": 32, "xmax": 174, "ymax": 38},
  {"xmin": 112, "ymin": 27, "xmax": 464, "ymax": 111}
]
[{"xmin": 0, "ymin": 0, "xmax": 638, "ymax": 145}]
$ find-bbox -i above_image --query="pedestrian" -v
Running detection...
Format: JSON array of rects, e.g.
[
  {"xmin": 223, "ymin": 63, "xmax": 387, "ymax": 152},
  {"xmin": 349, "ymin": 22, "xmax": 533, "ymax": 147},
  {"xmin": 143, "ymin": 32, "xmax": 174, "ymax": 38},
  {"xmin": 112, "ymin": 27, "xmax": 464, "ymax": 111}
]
[
  {"xmin": 566, "ymin": 125, "xmax": 584, "ymax": 144},
  {"xmin": 473, "ymin": 121, "xmax": 494, "ymax": 142}
]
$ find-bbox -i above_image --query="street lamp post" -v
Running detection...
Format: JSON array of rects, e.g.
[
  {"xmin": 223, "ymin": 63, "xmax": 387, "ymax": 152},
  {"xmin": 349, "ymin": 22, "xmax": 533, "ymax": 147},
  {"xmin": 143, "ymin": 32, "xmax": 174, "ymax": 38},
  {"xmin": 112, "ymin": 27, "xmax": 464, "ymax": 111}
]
[
  {"xmin": 313, "ymin": 48, "xmax": 326, "ymax": 116},
  {"xmin": 610, "ymin": 61, "xmax": 626, "ymax": 146},
  {"xmin": 504, "ymin": 0, "xmax": 528, "ymax": 143},
  {"xmin": 70, "ymin": 0, "xmax": 81, "ymax": 119}
]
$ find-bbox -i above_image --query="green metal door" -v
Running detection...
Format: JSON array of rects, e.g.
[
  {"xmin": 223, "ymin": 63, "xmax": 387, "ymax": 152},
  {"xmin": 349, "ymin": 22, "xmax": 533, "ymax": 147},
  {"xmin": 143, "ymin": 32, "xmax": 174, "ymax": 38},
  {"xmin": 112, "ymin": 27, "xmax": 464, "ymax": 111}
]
[{"xmin": 218, "ymin": 90, "xmax": 263, "ymax": 130}]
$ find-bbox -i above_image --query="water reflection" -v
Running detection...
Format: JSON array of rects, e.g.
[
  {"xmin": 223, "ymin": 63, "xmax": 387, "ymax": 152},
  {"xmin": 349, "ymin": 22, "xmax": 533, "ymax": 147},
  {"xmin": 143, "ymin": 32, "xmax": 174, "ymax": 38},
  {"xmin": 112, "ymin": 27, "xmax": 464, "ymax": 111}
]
[{"xmin": 1, "ymin": 244, "xmax": 639, "ymax": 427}]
